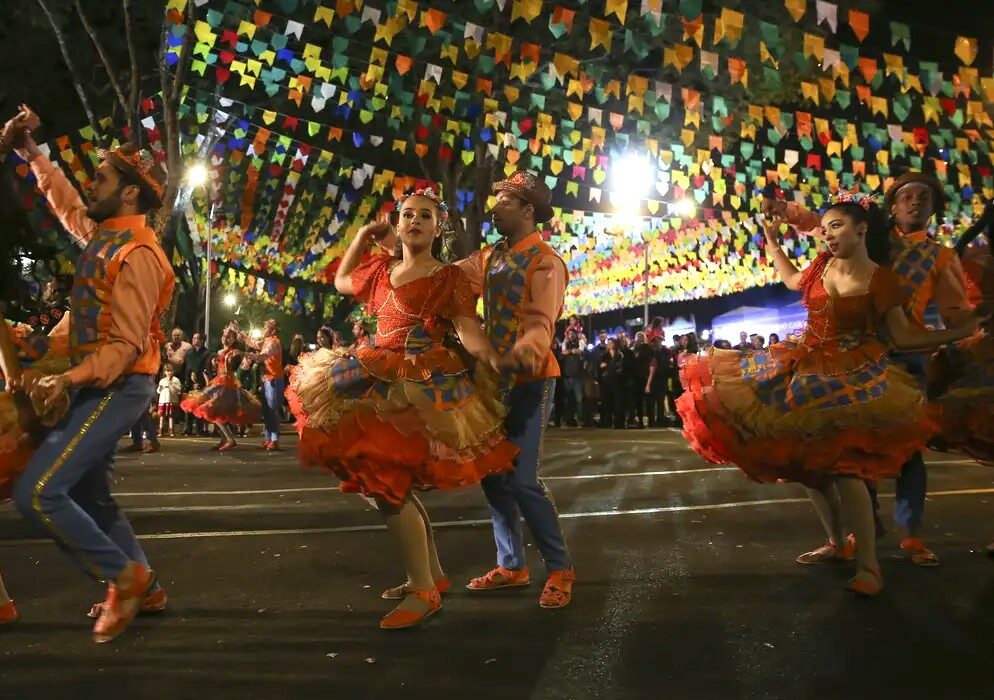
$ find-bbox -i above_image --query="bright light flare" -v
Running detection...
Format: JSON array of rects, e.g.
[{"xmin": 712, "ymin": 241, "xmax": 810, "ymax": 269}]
[
  {"xmin": 250, "ymin": 328, "xmax": 263, "ymax": 339},
  {"xmin": 672, "ymin": 198, "xmax": 696, "ymax": 218},
  {"xmin": 223, "ymin": 293, "xmax": 237, "ymax": 307},
  {"xmin": 186, "ymin": 163, "xmax": 209, "ymax": 187},
  {"xmin": 611, "ymin": 153, "xmax": 654, "ymax": 197}
]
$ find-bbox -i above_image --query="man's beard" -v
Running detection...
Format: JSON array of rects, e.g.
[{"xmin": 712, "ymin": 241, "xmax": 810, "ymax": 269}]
[{"xmin": 85, "ymin": 192, "xmax": 123, "ymax": 223}]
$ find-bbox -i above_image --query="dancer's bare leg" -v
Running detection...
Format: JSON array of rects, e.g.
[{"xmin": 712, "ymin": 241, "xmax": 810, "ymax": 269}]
[
  {"xmin": 0, "ymin": 572, "xmax": 10, "ymax": 604},
  {"xmin": 378, "ymin": 498, "xmax": 435, "ymax": 612},
  {"xmin": 409, "ymin": 494, "xmax": 445, "ymax": 581},
  {"xmin": 217, "ymin": 423, "xmax": 235, "ymax": 441},
  {"xmin": 836, "ymin": 477, "xmax": 881, "ymax": 585}
]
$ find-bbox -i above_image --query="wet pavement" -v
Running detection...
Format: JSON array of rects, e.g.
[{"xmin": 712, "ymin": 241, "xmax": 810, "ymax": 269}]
[{"xmin": 1, "ymin": 428, "xmax": 993, "ymax": 699}]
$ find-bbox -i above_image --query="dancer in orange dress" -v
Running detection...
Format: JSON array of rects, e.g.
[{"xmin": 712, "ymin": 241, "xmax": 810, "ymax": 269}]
[
  {"xmin": 181, "ymin": 328, "xmax": 261, "ymax": 452},
  {"xmin": 0, "ymin": 313, "xmax": 70, "ymax": 624},
  {"xmin": 678, "ymin": 195, "xmax": 980, "ymax": 595},
  {"xmin": 288, "ymin": 187, "xmax": 517, "ymax": 629}
]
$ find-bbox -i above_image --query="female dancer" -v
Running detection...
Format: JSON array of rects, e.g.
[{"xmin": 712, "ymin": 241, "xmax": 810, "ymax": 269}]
[
  {"xmin": 678, "ymin": 195, "xmax": 980, "ymax": 596},
  {"xmin": 0, "ymin": 313, "xmax": 69, "ymax": 623},
  {"xmin": 288, "ymin": 187, "xmax": 517, "ymax": 630},
  {"xmin": 181, "ymin": 328, "xmax": 262, "ymax": 452}
]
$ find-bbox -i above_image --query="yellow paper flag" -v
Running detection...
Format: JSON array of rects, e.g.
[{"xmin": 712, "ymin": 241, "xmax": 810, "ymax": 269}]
[{"xmin": 955, "ymin": 36, "xmax": 978, "ymax": 65}]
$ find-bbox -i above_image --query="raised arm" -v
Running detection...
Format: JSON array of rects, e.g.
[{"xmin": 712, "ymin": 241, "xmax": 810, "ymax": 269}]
[
  {"xmin": 335, "ymin": 221, "xmax": 391, "ymax": 295},
  {"xmin": 762, "ymin": 216, "xmax": 804, "ymax": 291},
  {"xmin": 884, "ymin": 305, "xmax": 978, "ymax": 352},
  {"xmin": 7, "ymin": 108, "xmax": 97, "ymax": 246}
]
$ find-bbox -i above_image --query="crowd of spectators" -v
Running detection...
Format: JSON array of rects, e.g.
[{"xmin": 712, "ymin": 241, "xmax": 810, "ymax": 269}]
[{"xmin": 549, "ymin": 316, "xmax": 794, "ymax": 430}]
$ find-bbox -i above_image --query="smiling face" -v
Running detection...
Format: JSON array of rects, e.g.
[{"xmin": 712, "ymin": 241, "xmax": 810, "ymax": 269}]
[
  {"xmin": 891, "ymin": 183, "xmax": 933, "ymax": 233},
  {"xmin": 821, "ymin": 207, "xmax": 867, "ymax": 259},
  {"xmin": 397, "ymin": 195, "xmax": 441, "ymax": 253}
]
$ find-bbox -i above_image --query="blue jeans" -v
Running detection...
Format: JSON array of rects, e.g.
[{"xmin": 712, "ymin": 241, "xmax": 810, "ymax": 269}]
[
  {"xmin": 562, "ymin": 376, "xmax": 584, "ymax": 424},
  {"xmin": 480, "ymin": 378, "xmax": 571, "ymax": 573},
  {"xmin": 14, "ymin": 375, "xmax": 155, "ymax": 582},
  {"xmin": 130, "ymin": 410, "xmax": 157, "ymax": 445},
  {"xmin": 890, "ymin": 352, "xmax": 928, "ymax": 534},
  {"xmin": 262, "ymin": 378, "xmax": 284, "ymax": 443}
]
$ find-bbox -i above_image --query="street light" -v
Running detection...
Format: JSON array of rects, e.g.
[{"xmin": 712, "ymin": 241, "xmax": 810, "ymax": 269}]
[
  {"xmin": 250, "ymin": 327, "xmax": 263, "ymax": 340},
  {"xmin": 223, "ymin": 293, "xmax": 237, "ymax": 308},
  {"xmin": 611, "ymin": 152, "xmax": 656, "ymax": 327},
  {"xmin": 672, "ymin": 198, "xmax": 696, "ymax": 218},
  {"xmin": 186, "ymin": 162, "xmax": 215, "ymax": 347}
]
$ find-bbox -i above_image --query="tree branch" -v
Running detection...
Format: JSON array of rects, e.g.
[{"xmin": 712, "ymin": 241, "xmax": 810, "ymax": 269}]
[
  {"xmin": 36, "ymin": 0, "xmax": 103, "ymax": 145},
  {"xmin": 123, "ymin": 0, "xmax": 142, "ymax": 134},
  {"xmin": 170, "ymin": 8, "xmax": 197, "ymax": 104},
  {"xmin": 72, "ymin": 0, "xmax": 127, "ymax": 115}
]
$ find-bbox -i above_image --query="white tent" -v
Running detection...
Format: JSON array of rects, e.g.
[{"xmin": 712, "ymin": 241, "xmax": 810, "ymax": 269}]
[
  {"xmin": 777, "ymin": 301, "xmax": 808, "ymax": 337},
  {"xmin": 709, "ymin": 305, "xmax": 780, "ymax": 344}
]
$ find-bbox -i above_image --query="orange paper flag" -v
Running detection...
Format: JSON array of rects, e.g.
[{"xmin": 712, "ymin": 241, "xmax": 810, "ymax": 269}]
[
  {"xmin": 955, "ymin": 36, "xmax": 978, "ymax": 65},
  {"xmin": 784, "ymin": 0, "xmax": 806, "ymax": 22},
  {"xmin": 848, "ymin": 9, "xmax": 869, "ymax": 42}
]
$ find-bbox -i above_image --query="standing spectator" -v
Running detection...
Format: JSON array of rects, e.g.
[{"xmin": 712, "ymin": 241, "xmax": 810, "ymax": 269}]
[
  {"xmin": 156, "ymin": 365, "xmax": 182, "ymax": 437},
  {"xmin": 670, "ymin": 334, "xmax": 682, "ymax": 353},
  {"xmin": 559, "ymin": 328, "xmax": 585, "ymax": 427},
  {"xmin": 617, "ymin": 333, "xmax": 637, "ymax": 427},
  {"xmin": 588, "ymin": 331, "xmax": 609, "ymax": 425},
  {"xmin": 165, "ymin": 328, "xmax": 193, "ymax": 374},
  {"xmin": 734, "ymin": 331, "xmax": 750, "ymax": 350},
  {"xmin": 647, "ymin": 336, "xmax": 671, "ymax": 426},
  {"xmin": 565, "ymin": 315, "xmax": 587, "ymax": 346},
  {"xmin": 750, "ymin": 335, "xmax": 765, "ymax": 350},
  {"xmin": 182, "ymin": 332, "xmax": 210, "ymax": 436},
  {"xmin": 550, "ymin": 338, "xmax": 564, "ymax": 427},
  {"xmin": 598, "ymin": 338, "xmax": 627, "ymax": 428},
  {"xmin": 349, "ymin": 321, "xmax": 372, "ymax": 354},
  {"xmin": 768, "ymin": 333, "xmax": 781, "ymax": 345},
  {"xmin": 645, "ymin": 316, "xmax": 665, "ymax": 343},
  {"xmin": 632, "ymin": 332, "xmax": 655, "ymax": 429}
]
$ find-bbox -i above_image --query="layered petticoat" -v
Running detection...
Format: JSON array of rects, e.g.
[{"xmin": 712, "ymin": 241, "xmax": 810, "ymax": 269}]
[
  {"xmin": 927, "ymin": 250, "xmax": 994, "ymax": 463},
  {"xmin": 287, "ymin": 345, "xmax": 517, "ymax": 505},
  {"xmin": 677, "ymin": 339, "xmax": 936, "ymax": 487},
  {"xmin": 180, "ymin": 374, "xmax": 261, "ymax": 426}
]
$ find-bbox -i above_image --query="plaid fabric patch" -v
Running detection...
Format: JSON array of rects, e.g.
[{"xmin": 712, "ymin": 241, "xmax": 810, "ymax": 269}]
[
  {"xmin": 70, "ymin": 228, "xmax": 132, "ymax": 357},
  {"xmin": 416, "ymin": 370, "xmax": 475, "ymax": 409},
  {"xmin": 891, "ymin": 239, "xmax": 940, "ymax": 317},
  {"xmin": 484, "ymin": 243, "xmax": 541, "ymax": 356},
  {"xmin": 330, "ymin": 356, "xmax": 377, "ymax": 398}
]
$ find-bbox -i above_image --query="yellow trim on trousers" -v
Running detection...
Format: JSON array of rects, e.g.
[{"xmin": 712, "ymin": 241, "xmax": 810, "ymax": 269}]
[{"xmin": 31, "ymin": 391, "xmax": 115, "ymax": 582}]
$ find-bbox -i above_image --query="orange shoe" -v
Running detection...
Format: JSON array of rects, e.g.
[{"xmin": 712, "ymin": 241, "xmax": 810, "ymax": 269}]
[
  {"xmin": 466, "ymin": 566, "xmax": 531, "ymax": 591},
  {"xmin": 266, "ymin": 441, "xmax": 280, "ymax": 451},
  {"xmin": 539, "ymin": 568, "xmax": 575, "ymax": 609},
  {"xmin": 260, "ymin": 441, "xmax": 272, "ymax": 450},
  {"xmin": 92, "ymin": 562, "xmax": 154, "ymax": 644},
  {"xmin": 796, "ymin": 534, "xmax": 856, "ymax": 565},
  {"xmin": 87, "ymin": 584, "xmax": 167, "ymax": 619},
  {"xmin": 846, "ymin": 567, "xmax": 883, "ymax": 597},
  {"xmin": 899, "ymin": 538, "xmax": 939, "ymax": 567},
  {"xmin": 382, "ymin": 577, "xmax": 451, "ymax": 600},
  {"xmin": 379, "ymin": 588, "xmax": 441, "ymax": 630},
  {"xmin": 0, "ymin": 600, "xmax": 16, "ymax": 624},
  {"xmin": 218, "ymin": 439, "xmax": 237, "ymax": 453}
]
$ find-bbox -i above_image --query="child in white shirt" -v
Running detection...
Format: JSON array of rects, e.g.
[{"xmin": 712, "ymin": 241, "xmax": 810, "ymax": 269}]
[{"xmin": 157, "ymin": 365, "xmax": 182, "ymax": 437}]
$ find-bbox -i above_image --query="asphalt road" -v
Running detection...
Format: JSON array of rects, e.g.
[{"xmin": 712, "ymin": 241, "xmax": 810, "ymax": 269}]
[{"xmin": 1, "ymin": 428, "xmax": 993, "ymax": 700}]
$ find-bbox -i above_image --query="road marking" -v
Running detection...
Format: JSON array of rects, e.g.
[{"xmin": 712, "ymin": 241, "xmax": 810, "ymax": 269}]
[
  {"xmin": 2, "ymin": 486, "xmax": 992, "ymax": 546},
  {"xmin": 544, "ymin": 467, "xmax": 739, "ymax": 480}
]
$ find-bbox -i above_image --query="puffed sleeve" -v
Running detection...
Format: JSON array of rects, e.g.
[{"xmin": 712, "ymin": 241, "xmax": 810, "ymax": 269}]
[
  {"xmin": 870, "ymin": 267, "xmax": 910, "ymax": 319},
  {"xmin": 440, "ymin": 266, "xmax": 479, "ymax": 320},
  {"xmin": 350, "ymin": 253, "xmax": 392, "ymax": 303}
]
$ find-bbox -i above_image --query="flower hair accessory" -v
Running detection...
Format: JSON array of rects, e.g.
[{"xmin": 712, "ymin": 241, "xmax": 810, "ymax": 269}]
[
  {"xmin": 828, "ymin": 190, "xmax": 876, "ymax": 210},
  {"xmin": 396, "ymin": 186, "xmax": 449, "ymax": 221}
]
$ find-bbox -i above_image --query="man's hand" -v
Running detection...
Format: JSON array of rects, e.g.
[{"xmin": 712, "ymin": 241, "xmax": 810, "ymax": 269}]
[
  {"xmin": 493, "ymin": 353, "xmax": 521, "ymax": 373},
  {"xmin": 1, "ymin": 105, "xmax": 41, "ymax": 157},
  {"xmin": 512, "ymin": 345, "xmax": 542, "ymax": 375},
  {"xmin": 32, "ymin": 372, "xmax": 72, "ymax": 410},
  {"xmin": 6, "ymin": 368, "xmax": 41, "ymax": 394}
]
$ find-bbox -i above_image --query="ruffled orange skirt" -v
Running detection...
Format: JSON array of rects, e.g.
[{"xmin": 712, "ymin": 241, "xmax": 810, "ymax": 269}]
[
  {"xmin": 927, "ymin": 330, "xmax": 994, "ymax": 464},
  {"xmin": 287, "ymin": 347, "xmax": 517, "ymax": 505},
  {"xmin": 181, "ymin": 375, "xmax": 261, "ymax": 426},
  {"xmin": 678, "ymin": 343, "xmax": 936, "ymax": 486}
]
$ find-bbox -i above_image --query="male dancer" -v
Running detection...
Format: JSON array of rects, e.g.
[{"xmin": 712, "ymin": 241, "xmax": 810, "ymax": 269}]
[
  {"xmin": 5, "ymin": 107, "xmax": 175, "ymax": 642},
  {"xmin": 456, "ymin": 171, "xmax": 575, "ymax": 608},
  {"xmin": 766, "ymin": 172, "xmax": 972, "ymax": 566},
  {"xmin": 246, "ymin": 319, "xmax": 284, "ymax": 450}
]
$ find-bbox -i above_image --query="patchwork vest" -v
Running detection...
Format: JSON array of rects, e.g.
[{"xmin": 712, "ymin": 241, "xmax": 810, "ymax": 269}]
[
  {"xmin": 70, "ymin": 222, "xmax": 175, "ymax": 375},
  {"xmin": 482, "ymin": 236, "xmax": 565, "ymax": 382},
  {"xmin": 888, "ymin": 231, "xmax": 954, "ymax": 328}
]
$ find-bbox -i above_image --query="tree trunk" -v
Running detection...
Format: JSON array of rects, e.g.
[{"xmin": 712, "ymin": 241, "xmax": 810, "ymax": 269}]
[
  {"xmin": 36, "ymin": 0, "xmax": 103, "ymax": 145},
  {"xmin": 73, "ymin": 0, "xmax": 128, "ymax": 116}
]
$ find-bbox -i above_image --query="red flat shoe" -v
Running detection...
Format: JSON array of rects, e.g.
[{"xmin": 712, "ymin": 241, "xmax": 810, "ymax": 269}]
[
  {"xmin": 0, "ymin": 600, "xmax": 17, "ymax": 624},
  {"xmin": 88, "ymin": 585, "xmax": 167, "ymax": 619},
  {"xmin": 796, "ymin": 534, "xmax": 856, "ymax": 565},
  {"xmin": 218, "ymin": 439, "xmax": 237, "ymax": 453},
  {"xmin": 379, "ymin": 588, "xmax": 441, "ymax": 630},
  {"xmin": 466, "ymin": 566, "xmax": 531, "ymax": 591},
  {"xmin": 92, "ymin": 562, "xmax": 155, "ymax": 644},
  {"xmin": 266, "ymin": 442, "xmax": 280, "ymax": 451},
  {"xmin": 846, "ymin": 567, "xmax": 883, "ymax": 597},
  {"xmin": 210, "ymin": 441, "xmax": 225, "ymax": 451},
  {"xmin": 539, "ymin": 568, "xmax": 575, "ymax": 609},
  {"xmin": 900, "ymin": 538, "xmax": 939, "ymax": 567},
  {"xmin": 382, "ymin": 577, "xmax": 451, "ymax": 600},
  {"xmin": 260, "ymin": 441, "xmax": 272, "ymax": 450}
]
